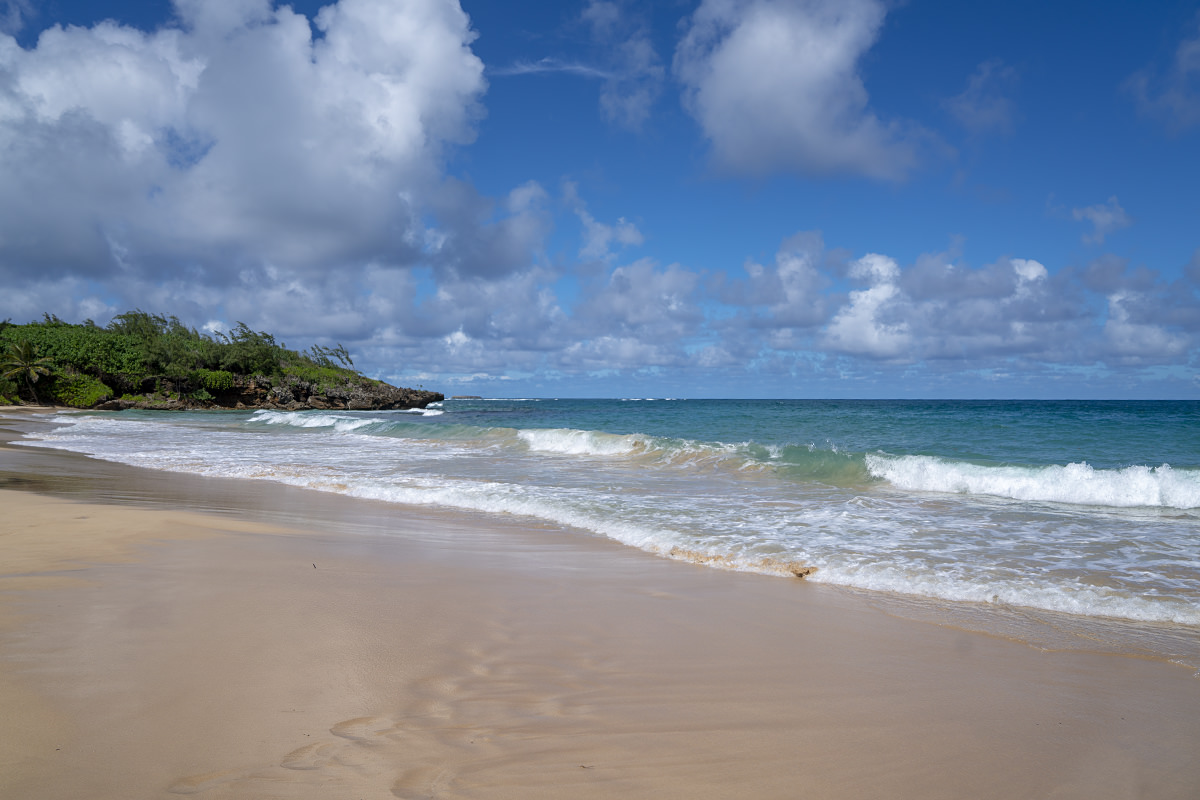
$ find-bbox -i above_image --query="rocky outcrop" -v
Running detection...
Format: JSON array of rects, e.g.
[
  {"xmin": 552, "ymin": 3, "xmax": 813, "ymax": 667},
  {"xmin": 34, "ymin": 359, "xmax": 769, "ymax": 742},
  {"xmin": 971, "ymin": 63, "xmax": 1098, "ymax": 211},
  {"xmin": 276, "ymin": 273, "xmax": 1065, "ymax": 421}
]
[{"xmin": 94, "ymin": 375, "xmax": 442, "ymax": 412}]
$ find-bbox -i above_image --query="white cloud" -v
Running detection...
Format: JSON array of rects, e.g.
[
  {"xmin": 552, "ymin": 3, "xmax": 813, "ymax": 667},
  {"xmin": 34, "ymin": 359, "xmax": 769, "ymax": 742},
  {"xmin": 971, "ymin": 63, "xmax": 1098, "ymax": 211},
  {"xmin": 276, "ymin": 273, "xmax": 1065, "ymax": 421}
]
[
  {"xmin": 1072, "ymin": 196, "xmax": 1132, "ymax": 245},
  {"xmin": 574, "ymin": 259, "xmax": 701, "ymax": 339},
  {"xmin": 823, "ymin": 253, "xmax": 911, "ymax": 359},
  {"xmin": 1125, "ymin": 13, "xmax": 1200, "ymax": 131},
  {"xmin": 807, "ymin": 247, "xmax": 1097, "ymax": 366},
  {"xmin": 1105, "ymin": 291, "xmax": 1189, "ymax": 363},
  {"xmin": 582, "ymin": 1, "xmax": 621, "ymax": 37},
  {"xmin": 673, "ymin": 0, "xmax": 919, "ymax": 179},
  {"xmin": 722, "ymin": 231, "xmax": 828, "ymax": 327},
  {"xmin": 0, "ymin": 0, "xmax": 486, "ymax": 284},
  {"xmin": 425, "ymin": 180, "xmax": 552, "ymax": 280},
  {"xmin": 944, "ymin": 59, "xmax": 1018, "ymax": 136},
  {"xmin": 580, "ymin": 214, "xmax": 643, "ymax": 262},
  {"xmin": 559, "ymin": 335, "xmax": 678, "ymax": 370},
  {"xmin": 565, "ymin": 182, "xmax": 644, "ymax": 262},
  {"xmin": 1011, "ymin": 258, "xmax": 1047, "ymax": 285}
]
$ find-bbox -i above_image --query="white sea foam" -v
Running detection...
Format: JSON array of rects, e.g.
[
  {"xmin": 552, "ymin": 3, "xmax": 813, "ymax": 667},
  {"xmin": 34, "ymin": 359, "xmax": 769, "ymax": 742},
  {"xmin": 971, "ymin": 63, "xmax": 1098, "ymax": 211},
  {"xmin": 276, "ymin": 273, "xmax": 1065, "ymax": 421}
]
[
  {"xmin": 251, "ymin": 410, "xmax": 375, "ymax": 432},
  {"xmin": 866, "ymin": 454, "xmax": 1200, "ymax": 509},
  {"xmin": 250, "ymin": 407, "xmax": 439, "ymax": 428},
  {"xmin": 17, "ymin": 409, "xmax": 1200, "ymax": 630},
  {"xmin": 517, "ymin": 428, "xmax": 644, "ymax": 456},
  {"xmin": 808, "ymin": 561, "xmax": 1200, "ymax": 626}
]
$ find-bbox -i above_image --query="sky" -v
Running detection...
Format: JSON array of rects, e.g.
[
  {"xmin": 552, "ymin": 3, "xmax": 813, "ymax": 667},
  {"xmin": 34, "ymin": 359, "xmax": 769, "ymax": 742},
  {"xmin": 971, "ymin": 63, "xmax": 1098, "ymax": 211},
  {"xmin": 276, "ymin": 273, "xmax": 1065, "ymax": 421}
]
[{"xmin": 1, "ymin": 0, "xmax": 1198, "ymax": 398}]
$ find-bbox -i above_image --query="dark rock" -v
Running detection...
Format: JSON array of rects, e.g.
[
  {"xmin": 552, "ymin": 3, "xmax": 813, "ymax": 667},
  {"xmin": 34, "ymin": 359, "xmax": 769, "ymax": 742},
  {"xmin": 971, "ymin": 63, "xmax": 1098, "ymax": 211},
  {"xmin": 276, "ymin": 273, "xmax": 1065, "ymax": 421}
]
[
  {"xmin": 90, "ymin": 370, "xmax": 442, "ymax": 413},
  {"xmin": 96, "ymin": 398, "xmax": 135, "ymax": 411}
]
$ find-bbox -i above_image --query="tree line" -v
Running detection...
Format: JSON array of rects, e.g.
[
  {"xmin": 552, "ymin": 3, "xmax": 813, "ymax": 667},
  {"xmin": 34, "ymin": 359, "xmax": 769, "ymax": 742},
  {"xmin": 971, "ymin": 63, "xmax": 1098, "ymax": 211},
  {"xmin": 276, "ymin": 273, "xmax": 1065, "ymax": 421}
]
[{"xmin": 1, "ymin": 311, "xmax": 363, "ymax": 407}]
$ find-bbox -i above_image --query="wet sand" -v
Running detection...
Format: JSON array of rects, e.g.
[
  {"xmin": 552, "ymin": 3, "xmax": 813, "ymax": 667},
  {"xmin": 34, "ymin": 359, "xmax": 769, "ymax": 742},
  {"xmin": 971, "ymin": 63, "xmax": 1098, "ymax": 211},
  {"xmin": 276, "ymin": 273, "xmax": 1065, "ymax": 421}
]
[{"xmin": 2, "ymin": 408, "xmax": 1199, "ymax": 798}]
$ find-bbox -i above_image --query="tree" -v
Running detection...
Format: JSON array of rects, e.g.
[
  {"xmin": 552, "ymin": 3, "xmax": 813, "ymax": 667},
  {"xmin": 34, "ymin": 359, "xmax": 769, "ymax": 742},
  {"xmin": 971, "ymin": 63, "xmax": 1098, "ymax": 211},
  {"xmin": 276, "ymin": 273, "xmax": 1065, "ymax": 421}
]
[{"xmin": 1, "ymin": 340, "xmax": 54, "ymax": 404}]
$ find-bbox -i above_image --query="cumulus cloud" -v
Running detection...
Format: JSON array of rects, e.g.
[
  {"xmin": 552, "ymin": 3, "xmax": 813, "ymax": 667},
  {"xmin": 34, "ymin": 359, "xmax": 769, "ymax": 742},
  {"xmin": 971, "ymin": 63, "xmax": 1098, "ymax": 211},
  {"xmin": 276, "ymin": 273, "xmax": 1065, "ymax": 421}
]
[
  {"xmin": 0, "ymin": 0, "xmax": 486, "ymax": 289},
  {"xmin": 1072, "ymin": 196, "xmax": 1132, "ymax": 245},
  {"xmin": 0, "ymin": 0, "xmax": 576, "ymax": 370},
  {"xmin": 573, "ymin": 259, "xmax": 702, "ymax": 341},
  {"xmin": 720, "ymin": 230, "xmax": 829, "ymax": 327},
  {"xmin": 705, "ymin": 230, "xmax": 1192, "ymax": 380},
  {"xmin": 426, "ymin": 180, "xmax": 552, "ymax": 280},
  {"xmin": 1105, "ymin": 291, "xmax": 1189, "ymax": 363},
  {"xmin": 809, "ymin": 250, "xmax": 1093, "ymax": 364},
  {"xmin": 823, "ymin": 253, "xmax": 911, "ymax": 359},
  {"xmin": 944, "ymin": 59, "xmax": 1018, "ymax": 136},
  {"xmin": 1011, "ymin": 258, "xmax": 1047, "ymax": 284},
  {"xmin": 673, "ymin": 0, "xmax": 919, "ymax": 179},
  {"xmin": 1125, "ymin": 13, "xmax": 1200, "ymax": 131},
  {"xmin": 564, "ymin": 182, "xmax": 643, "ymax": 263}
]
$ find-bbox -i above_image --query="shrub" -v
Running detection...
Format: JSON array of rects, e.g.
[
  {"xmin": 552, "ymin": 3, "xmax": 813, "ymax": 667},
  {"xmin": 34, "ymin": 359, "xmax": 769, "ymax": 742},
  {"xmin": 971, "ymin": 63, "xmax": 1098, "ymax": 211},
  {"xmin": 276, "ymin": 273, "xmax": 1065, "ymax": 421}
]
[
  {"xmin": 51, "ymin": 371, "xmax": 113, "ymax": 408},
  {"xmin": 282, "ymin": 362, "xmax": 351, "ymax": 391},
  {"xmin": 1, "ymin": 313, "xmax": 372, "ymax": 402},
  {"xmin": 191, "ymin": 388, "xmax": 214, "ymax": 402},
  {"xmin": 197, "ymin": 369, "xmax": 235, "ymax": 393},
  {"xmin": 218, "ymin": 323, "xmax": 285, "ymax": 376}
]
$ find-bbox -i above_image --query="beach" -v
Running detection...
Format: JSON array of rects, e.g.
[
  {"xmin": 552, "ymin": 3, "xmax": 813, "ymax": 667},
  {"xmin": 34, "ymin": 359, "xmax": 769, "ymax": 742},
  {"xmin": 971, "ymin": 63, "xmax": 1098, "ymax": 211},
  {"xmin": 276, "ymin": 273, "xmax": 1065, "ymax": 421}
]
[{"xmin": 2, "ymin": 408, "xmax": 1199, "ymax": 799}]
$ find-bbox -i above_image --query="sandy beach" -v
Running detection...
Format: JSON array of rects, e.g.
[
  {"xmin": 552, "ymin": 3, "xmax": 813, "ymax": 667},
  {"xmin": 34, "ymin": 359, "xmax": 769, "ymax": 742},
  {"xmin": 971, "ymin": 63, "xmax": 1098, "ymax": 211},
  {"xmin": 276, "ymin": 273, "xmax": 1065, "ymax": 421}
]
[{"xmin": 2, "ymin": 409, "xmax": 1199, "ymax": 799}]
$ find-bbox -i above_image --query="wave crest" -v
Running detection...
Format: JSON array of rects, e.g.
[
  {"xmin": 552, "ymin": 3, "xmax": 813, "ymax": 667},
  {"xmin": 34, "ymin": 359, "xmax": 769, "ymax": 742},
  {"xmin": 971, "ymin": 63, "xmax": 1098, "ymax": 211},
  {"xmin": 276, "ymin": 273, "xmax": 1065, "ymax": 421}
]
[
  {"xmin": 866, "ymin": 454, "xmax": 1200, "ymax": 509},
  {"xmin": 517, "ymin": 428, "xmax": 646, "ymax": 456}
]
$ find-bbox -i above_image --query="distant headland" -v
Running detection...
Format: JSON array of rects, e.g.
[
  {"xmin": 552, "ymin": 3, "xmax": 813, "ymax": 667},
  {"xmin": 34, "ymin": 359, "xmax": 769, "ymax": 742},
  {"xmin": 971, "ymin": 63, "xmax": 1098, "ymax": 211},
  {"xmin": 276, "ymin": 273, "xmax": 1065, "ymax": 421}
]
[{"xmin": 0, "ymin": 312, "xmax": 442, "ymax": 411}]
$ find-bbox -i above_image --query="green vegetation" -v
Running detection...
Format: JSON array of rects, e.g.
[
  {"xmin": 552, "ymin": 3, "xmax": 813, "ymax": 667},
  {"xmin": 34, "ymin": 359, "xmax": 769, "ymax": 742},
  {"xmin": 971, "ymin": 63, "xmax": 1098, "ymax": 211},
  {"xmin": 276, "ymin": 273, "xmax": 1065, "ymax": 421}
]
[
  {"xmin": 0, "ymin": 311, "xmax": 373, "ymax": 407},
  {"xmin": 2, "ymin": 339, "xmax": 55, "ymax": 404},
  {"xmin": 50, "ymin": 370, "xmax": 113, "ymax": 408},
  {"xmin": 195, "ymin": 369, "xmax": 235, "ymax": 393}
]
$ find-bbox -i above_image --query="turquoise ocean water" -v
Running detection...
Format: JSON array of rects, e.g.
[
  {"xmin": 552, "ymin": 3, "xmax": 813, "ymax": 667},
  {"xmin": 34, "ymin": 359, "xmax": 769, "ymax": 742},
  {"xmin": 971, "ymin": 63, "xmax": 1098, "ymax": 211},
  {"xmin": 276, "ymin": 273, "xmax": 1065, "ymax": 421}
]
[{"xmin": 21, "ymin": 399, "xmax": 1200, "ymax": 642}]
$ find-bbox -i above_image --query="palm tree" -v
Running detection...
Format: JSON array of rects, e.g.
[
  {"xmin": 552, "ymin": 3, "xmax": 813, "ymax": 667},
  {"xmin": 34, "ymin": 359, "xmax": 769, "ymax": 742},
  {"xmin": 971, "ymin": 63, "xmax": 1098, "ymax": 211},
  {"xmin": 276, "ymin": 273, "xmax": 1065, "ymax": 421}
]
[{"xmin": 1, "ymin": 341, "xmax": 54, "ymax": 404}]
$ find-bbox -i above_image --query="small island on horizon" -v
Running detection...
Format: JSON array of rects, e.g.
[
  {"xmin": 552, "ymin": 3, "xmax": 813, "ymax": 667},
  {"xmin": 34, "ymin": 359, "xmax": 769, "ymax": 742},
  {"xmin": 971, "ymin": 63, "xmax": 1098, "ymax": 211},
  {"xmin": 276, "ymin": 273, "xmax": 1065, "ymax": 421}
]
[{"xmin": 0, "ymin": 311, "xmax": 442, "ymax": 412}]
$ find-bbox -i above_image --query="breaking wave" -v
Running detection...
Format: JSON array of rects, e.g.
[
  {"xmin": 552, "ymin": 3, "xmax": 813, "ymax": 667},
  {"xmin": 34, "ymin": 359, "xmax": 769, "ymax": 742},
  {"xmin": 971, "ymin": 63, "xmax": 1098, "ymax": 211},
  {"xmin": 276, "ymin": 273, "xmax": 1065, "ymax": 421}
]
[{"xmin": 866, "ymin": 454, "xmax": 1200, "ymax": 509}]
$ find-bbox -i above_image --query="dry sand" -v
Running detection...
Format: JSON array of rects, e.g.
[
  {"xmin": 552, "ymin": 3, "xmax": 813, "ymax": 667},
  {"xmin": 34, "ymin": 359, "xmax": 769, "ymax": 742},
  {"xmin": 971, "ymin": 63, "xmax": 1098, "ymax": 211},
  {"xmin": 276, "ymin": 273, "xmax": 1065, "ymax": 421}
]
[{"xmin": 2, "ymin": 408, "xmax": 1199, "ymax": 799}]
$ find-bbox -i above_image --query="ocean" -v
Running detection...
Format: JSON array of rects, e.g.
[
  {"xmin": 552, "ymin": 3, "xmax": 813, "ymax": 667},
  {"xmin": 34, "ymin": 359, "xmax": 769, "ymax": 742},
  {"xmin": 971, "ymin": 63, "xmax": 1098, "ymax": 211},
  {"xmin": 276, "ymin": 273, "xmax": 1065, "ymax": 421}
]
[{"xmin": 18, "ymin": 398, "xmax": 1200, "ymax": 658}]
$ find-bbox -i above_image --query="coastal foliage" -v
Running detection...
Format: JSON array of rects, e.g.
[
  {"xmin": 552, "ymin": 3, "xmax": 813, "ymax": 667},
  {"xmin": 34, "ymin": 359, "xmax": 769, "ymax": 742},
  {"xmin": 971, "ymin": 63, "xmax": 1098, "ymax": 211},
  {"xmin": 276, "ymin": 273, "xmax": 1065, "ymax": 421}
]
[
  {"xmin": 0, "ymin": 311, "xmax": 371, "ymax": 406},
  {"xmin": 2, "ymin": 339, "xmax": 55, "ymax": 404},
  {"xmin": 195, "ymin": 369, "xmax": 235, "ymax": 393},
  {"xmin": 50, "ymin": 370, "xmax": 113, "ymax": 408}
]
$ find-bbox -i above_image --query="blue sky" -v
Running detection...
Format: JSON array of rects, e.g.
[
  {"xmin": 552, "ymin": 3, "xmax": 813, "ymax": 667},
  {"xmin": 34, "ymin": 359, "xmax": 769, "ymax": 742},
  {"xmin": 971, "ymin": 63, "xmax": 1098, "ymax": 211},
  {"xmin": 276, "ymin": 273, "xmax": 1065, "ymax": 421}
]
[{"xmin": 1, "ymin": 0, "xmax": 1198, "ymax": 398}]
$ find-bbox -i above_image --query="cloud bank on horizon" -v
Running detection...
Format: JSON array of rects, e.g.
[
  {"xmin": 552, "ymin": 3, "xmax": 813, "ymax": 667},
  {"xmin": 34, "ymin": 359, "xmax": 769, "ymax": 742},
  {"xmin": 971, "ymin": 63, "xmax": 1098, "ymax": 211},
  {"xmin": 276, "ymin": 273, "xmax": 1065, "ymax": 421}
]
[{"xmin": 0, "ymin": 0, "xmax": 1198, "ymax": 398}]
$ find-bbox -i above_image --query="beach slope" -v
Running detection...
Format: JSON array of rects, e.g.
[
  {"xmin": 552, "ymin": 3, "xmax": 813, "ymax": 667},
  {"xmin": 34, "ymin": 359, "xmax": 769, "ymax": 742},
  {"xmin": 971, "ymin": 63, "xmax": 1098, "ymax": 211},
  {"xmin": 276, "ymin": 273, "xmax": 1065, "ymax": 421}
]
[{"xmin": 2, "ymin": 414, "xmax": 1198, "ymax": 798}]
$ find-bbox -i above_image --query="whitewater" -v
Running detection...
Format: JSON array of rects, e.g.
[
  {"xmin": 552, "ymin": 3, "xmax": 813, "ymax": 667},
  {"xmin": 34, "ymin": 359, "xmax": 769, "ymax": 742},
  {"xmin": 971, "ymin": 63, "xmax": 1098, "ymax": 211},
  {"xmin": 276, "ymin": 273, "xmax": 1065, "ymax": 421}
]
[{"xmin": 18, "ymin": 398, "xmax": 1200, "ymax": 630}]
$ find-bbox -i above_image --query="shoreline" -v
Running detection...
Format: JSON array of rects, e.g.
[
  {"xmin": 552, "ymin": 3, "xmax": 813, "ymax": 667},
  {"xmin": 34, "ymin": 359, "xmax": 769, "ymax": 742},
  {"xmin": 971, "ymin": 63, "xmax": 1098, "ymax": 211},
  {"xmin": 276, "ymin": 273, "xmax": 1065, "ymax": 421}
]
[
  {"xmin": 11, "ymin": 405, "xmax": 1200, "ymax": 669},
  {"xmin": 3, "ymin": 410, "xmax": 1200, "ymax": 797}
]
